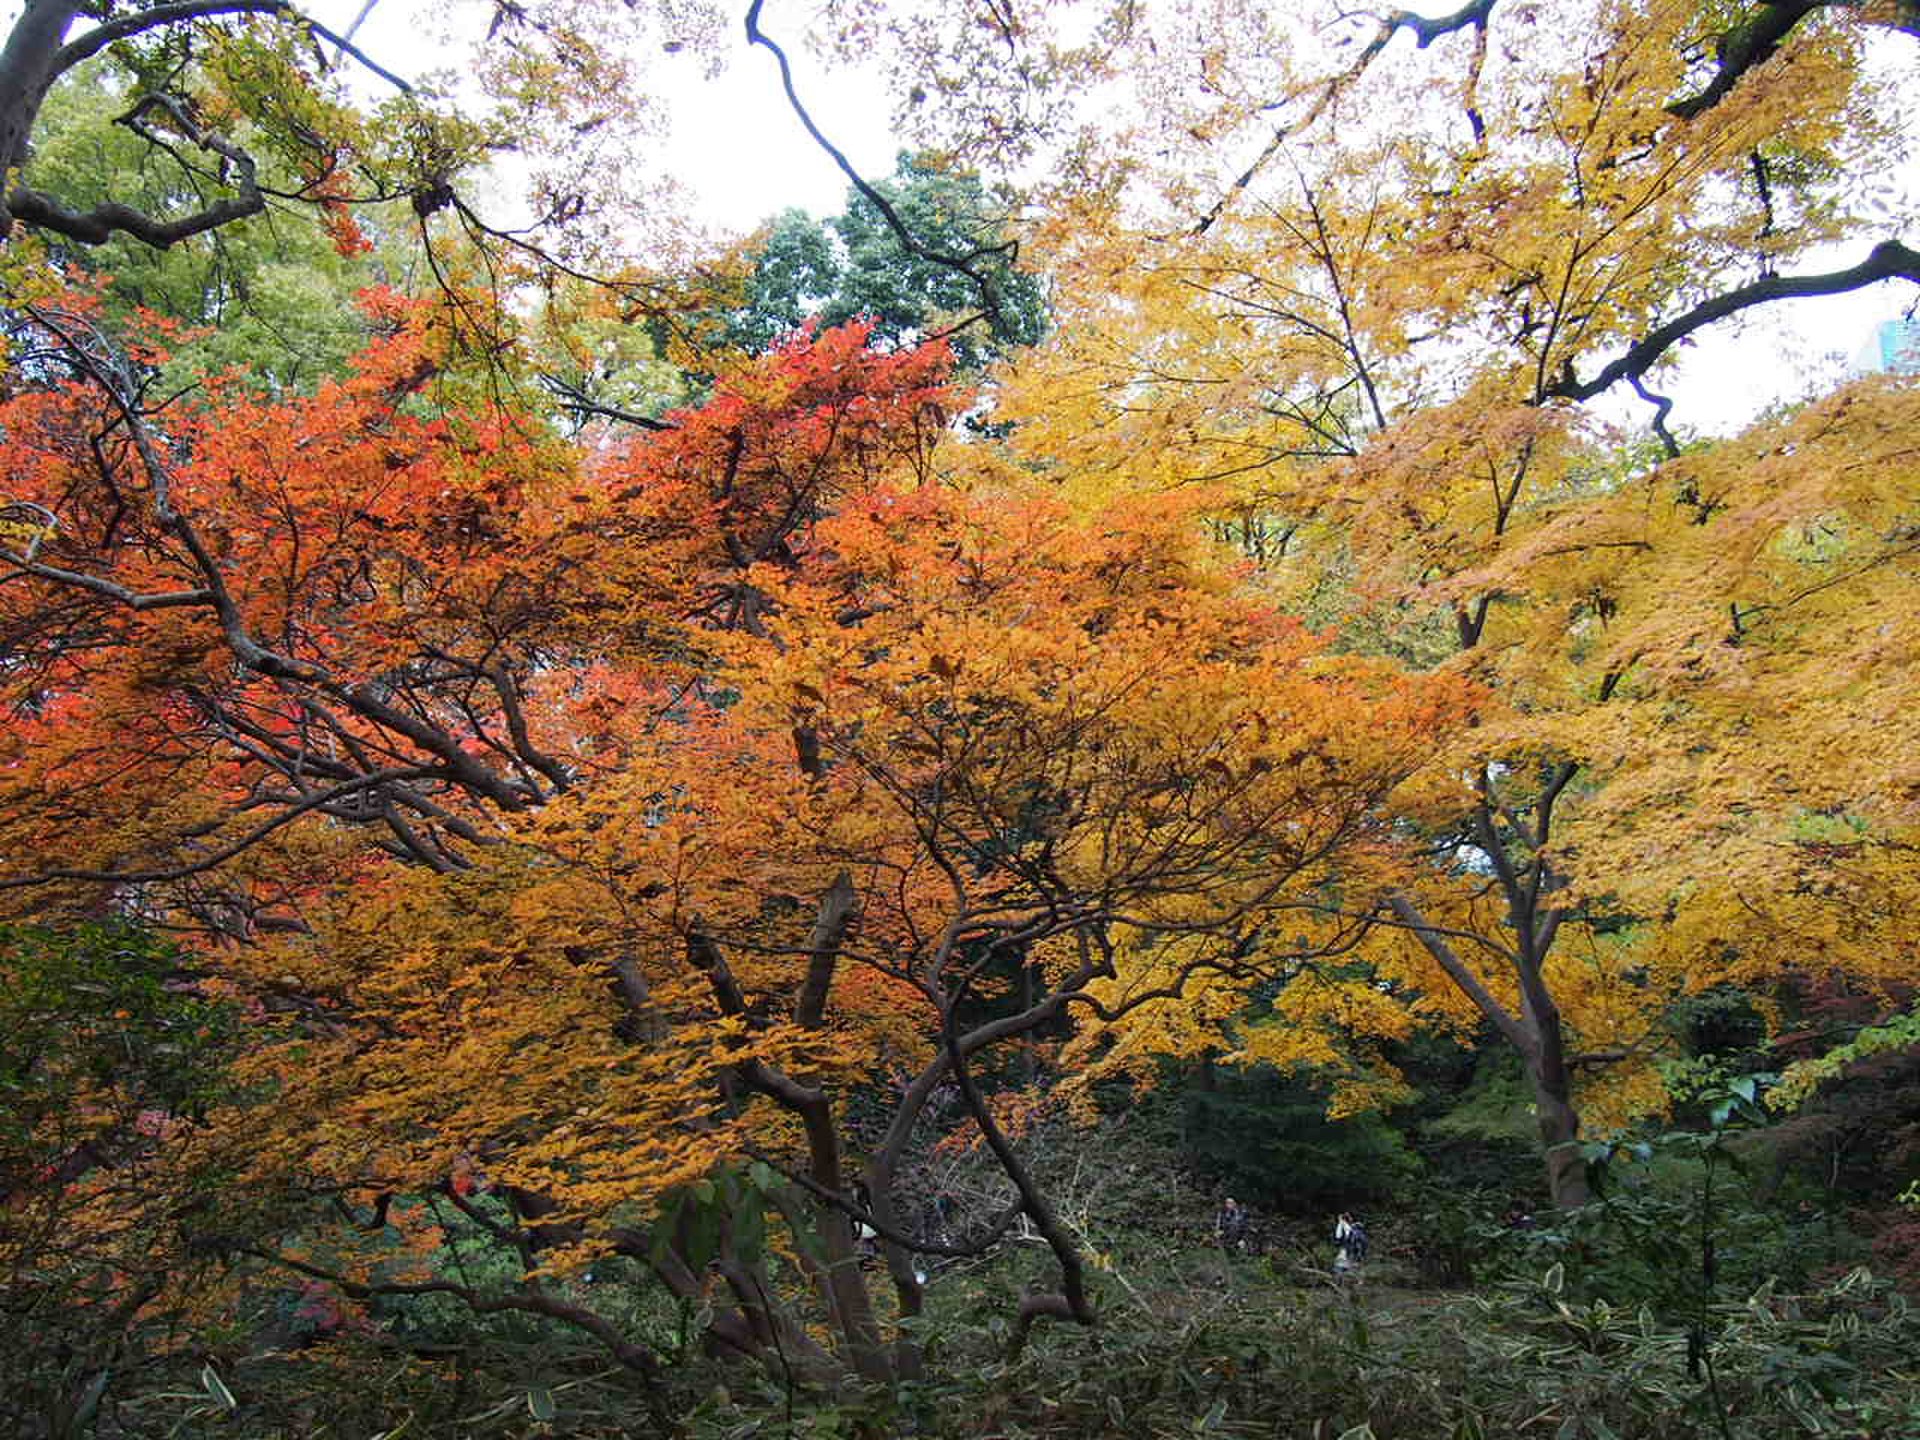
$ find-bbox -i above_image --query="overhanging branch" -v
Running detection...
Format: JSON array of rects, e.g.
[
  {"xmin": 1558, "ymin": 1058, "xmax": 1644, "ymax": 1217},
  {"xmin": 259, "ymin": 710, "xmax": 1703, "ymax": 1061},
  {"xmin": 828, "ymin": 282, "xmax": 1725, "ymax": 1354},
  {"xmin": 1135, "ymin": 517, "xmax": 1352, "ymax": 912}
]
[
  {"xmin": 7, "ymin": 90, "xmax": 264, "ymax": 247},
  {"xmin": 1662, "ymin": 0, "xmax": 1914, "ymax": 122},
  {"xmin": 1546, "ymin": 240, "xmax": 1920, "ymax": 403},
  {"xmin": 1192, "ymin": 0, "xmax": 1497, "ymax": 235},
  {"xmin": 743, "ymin": 0, "xmax": 1015, "ymax": 327}
]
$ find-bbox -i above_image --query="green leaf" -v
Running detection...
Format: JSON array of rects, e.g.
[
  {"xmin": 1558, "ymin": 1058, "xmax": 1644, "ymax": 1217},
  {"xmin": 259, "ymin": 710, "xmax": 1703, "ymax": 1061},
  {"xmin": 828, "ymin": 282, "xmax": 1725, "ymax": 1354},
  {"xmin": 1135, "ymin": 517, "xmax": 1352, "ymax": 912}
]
[
  {"xmin": 527, "ymin": 1386, "xmax": 557, "ymax": 1422},
  {"xmin": 791, "ymin": 1216, "xmax": 828, "ymax": 1265},
  {"xmin": 734, "ymin": 1202, "xmax": 766, "ymax": 1262},
  {"xmin": 71, "ymin": 1369, "xmax": 111, "ymax": 1428},
  {"xmin": 1542, "ymin": 1262, "xmax": 1565, "ymax": 1295},
  {"xmin": 200, "ymin": 1364, "xmax": 237, "ymax": 1412},
  {"xmin": 648, "ymin": 1204, "xmax": 680, "ymax": 1269},
  {"xmin": 684, "ymin": 1202, "xmax": 721, "ymax": 1269}
]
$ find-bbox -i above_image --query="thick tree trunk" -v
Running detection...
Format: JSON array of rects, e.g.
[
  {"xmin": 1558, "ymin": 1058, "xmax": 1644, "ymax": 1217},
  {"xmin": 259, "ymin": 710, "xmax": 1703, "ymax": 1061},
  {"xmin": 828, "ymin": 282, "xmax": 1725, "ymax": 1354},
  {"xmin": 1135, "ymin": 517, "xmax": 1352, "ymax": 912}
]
[
  {"xmin": 1528, "ymin": 1053, "xmax": 1591, "ymax": 1209},
  {"xmin": 0, "ymin": 0, "xmax": 81, "ymax": 217},
  {"xmin": 1515, "ymin": 955, "xmax": 1591, "ymax": 1208}
]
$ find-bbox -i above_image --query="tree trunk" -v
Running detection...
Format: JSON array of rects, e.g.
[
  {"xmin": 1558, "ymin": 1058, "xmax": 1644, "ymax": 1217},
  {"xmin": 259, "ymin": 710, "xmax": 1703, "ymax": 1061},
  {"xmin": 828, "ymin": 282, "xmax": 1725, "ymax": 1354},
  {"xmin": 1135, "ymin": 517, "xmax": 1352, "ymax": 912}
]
[
  {"xmin": 1525, "ymin": 1030, "xmax": 1590, "ymax": 1209},
  {"xmin": 0, "ymin": 0, "xmax": 81, "ymax": 216},
  {"xmin": 1533, "ymin": 1079, "xmax": 1589, "ymax": 1208}
]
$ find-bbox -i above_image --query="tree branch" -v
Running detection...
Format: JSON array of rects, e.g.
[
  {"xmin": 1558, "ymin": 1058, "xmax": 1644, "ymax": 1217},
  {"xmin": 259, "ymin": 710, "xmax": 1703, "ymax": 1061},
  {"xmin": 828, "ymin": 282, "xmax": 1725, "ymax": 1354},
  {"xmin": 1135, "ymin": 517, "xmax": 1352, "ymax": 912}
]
[
  {"xmin": 51, "ymin": 0, "xmax": 412, "ymax": 94},
  {"xmin": 940, "ymin": 972, "xmax": 1095, "ymax": 1354},
  {"xmin": 0, "ymin": 549, "xmax": 212, "ymax": 609},
  {"xmin": 1387, "ymin": 892, "xmax": 1534, "ymax": 1058},
  {"xmin": 795, "ymin": 869, "xmax": 856, "ymax": 1029},
  {"xmin": 537, "ymin": 372, "xmax": 674, "ymax": 431},
  {"xmin": 246, "ymin": 1246, "xmax": 674, "ymax": 1427},
  {"xmin": 1667, "ymin": 0, "xmax": 1828, "ymax": 121},
  {"xmin": 744, "ymin": 0, "xmax": 1014, "ymax": 324},
  {"xmin": 10, "ymin": 88, "xmax": 265, "ymax": 248},
  {"xmin": 1191, "ymin": 1, "xmax": 1496, "ymax": 235},
  {"xmin": 0, "ymin": 766, "xmax": 442, "ymax": 890},
  {"xmin": 1547, "ymin": 241, "xmax": 1920, "ymax": 403}
]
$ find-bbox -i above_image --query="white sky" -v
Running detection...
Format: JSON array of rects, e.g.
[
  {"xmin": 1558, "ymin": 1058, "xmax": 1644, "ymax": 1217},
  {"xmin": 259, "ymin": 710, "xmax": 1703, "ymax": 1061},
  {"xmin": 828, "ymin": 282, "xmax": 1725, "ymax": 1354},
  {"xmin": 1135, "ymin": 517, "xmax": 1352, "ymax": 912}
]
[
  {"xmin": 24, "ymin": 0, "xmax": 1920, "ymax": 434},
  {"xmin": 314, "ymin": 0, "xmax": 892, "ymax": 234},
  {"xmin": 1601, "ymin": 271, "xmax": 1914, "ymax": 437},
  {"xmin": 649, "ymin": 41, "xmax": 896, "ymax": 233},
  {"xmin": 601, "ymin": 6, "xmax": 1916, "ymax": 440}
]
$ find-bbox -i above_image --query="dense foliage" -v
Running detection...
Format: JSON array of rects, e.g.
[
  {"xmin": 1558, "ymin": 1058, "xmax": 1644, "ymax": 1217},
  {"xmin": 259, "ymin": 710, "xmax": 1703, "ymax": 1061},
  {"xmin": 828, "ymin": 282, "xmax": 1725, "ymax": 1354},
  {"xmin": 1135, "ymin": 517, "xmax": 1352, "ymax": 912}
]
[{"xmin": 0, "ymin": 0, "xmax": 1915, "ymax": 1435}]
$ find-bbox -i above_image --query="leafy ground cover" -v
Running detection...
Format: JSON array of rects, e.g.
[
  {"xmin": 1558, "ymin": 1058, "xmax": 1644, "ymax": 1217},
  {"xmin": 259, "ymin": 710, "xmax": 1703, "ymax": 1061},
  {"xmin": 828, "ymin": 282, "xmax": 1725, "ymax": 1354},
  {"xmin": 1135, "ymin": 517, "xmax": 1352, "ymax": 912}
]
[{"xmin": 14, "ymin": 1106, "xmax": 1916, "ymax": 1440}]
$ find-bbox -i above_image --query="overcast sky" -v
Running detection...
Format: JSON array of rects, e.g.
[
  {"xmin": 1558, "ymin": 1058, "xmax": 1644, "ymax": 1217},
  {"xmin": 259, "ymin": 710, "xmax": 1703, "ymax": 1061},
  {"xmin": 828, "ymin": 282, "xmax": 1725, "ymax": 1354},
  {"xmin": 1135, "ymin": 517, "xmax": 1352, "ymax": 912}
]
[
  {"xmin": 312, "ymin": 0, "xmax": 890, "ymax": 232},
  {"xmin": 229, "ymin": 4, "xmax": 1920, "ymax": 434},
  {"xmin": 561, "ymin": 4, "xmax": 1919, "ymax": 439}
]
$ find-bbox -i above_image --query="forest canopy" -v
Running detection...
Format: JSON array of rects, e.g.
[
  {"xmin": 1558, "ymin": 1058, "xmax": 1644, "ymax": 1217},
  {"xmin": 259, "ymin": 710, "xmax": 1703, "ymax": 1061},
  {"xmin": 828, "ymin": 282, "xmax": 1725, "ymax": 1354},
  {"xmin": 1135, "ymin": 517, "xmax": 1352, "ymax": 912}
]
[{"xmin": 1, "ymin": 1, "xmax": 1916, "ymax": 1436}]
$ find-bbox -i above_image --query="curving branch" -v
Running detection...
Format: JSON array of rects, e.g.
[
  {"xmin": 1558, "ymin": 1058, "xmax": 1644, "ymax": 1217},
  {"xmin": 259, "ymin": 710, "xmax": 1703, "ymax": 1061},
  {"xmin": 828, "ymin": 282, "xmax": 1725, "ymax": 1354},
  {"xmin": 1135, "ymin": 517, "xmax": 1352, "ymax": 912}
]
[
  {"xmin": 743, "ymin": 0, "xmax": 1016, "ymax": 326},
  {"xmin": 1545, "ymin": 240, "xmax": 1920, "ymax": 404},
  {"xmin": 1392, "ymin": 0, "xmax": 1500, "ymax": 48},
  {"xmin": 45, "ymin": 0, "xmax": 414, "ymax": 92},
  {"xmin": 537, "ymin": 371, "xmax": 675, "ymax": 431},
  {"xmin": 0, "ymin": 766, "xmax": 443, "ymax": 891},
  {"xmin": 1666, "ymin": 0, "xmax": 1917, "ymax": 122},
  {"xmin": 247, "ymin": 1246, "xmax": 674, "ymax": 1429},
  {"xmin": 10, "ymin": 91, "xmax": 265, "ymax": 246},
  {"xmin": 0, "ymin": 0, "xmax": 411, "ymax": 245},
  {"xmin": 940, "ymin": 967, "xmax": 1095, "ymax": 1356},
  {"xmin": 1193, "ymin": 1, "xmax": 1497, "ymax": 236}
]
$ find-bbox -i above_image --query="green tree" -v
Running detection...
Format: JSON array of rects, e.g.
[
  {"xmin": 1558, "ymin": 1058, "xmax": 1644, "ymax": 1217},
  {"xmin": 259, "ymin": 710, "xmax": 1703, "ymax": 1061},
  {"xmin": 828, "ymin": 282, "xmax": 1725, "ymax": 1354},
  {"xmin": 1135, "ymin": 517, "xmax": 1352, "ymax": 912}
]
[
  {"xmin": 21, "ymin": 67, "xmax": 387, "ymax": 393},
  {"xmin": 0, "ymin": 921, "xmax": 235, "ymax": 1440},
  {"xmin": 724, "ymin": 152, "xmax": 1047, "ymax": 368}
]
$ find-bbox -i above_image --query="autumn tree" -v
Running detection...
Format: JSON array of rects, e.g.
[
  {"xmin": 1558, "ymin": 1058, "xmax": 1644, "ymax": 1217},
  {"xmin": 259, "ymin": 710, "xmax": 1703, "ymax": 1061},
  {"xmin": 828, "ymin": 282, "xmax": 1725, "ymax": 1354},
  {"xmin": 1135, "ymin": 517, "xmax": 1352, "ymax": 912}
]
[
  {"xmin": 0, "ymin": 293, "xmax": 1468, "ymax": 1391},
  {"xmin": 961, "ymin": 0, "xmax": 1919, "ymax": 1206},
  {"xmin": 0, "ymin": 0, "xmax": 730, "ymax": 258}
]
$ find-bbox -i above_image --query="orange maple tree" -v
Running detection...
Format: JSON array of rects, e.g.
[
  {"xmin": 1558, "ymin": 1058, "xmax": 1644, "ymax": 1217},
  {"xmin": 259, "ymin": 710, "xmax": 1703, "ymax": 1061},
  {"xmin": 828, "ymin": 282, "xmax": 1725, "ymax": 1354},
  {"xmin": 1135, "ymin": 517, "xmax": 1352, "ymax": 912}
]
[{"xmin": 0, "ymin": 297, "xmax": 1469, "ymax": 1384}]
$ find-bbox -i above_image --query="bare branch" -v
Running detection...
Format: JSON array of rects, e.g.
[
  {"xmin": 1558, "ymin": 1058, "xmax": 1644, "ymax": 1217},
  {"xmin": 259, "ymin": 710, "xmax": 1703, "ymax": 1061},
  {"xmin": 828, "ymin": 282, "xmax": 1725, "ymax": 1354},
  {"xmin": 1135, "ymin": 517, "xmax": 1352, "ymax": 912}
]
[
  {"xmin": 1547, "ymin": 241, "xmax": 1920, "ymax": 403},
  {"xmin": 246, "ymin": 1246, "xmax": 672, "ymax": 1418},
  {"xmin": 537, "ymin": 371, "xmax": 675, "ymax": 431},
  {"xmin": 1192, "ymin": 1, "xmax": 1496, "ymax": 235},
  {"xmin": 1387, "ymin": 892, "xmax": 1533, "ymax": 1058},
  {"xmin": 744, "ymin": 0, "xmax": 1015, "ymax": 324}
]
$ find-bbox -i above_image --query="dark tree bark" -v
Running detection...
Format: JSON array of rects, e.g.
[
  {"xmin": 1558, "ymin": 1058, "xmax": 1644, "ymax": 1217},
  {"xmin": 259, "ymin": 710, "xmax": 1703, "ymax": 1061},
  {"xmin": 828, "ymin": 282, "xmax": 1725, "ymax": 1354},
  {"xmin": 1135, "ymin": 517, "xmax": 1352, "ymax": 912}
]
[
  {"xmin": 0, "ymin": 0, "xmax": 391, "ymax": 247},
  {"xmin": 1387, "ymin": 761, "xmax": 1605, "ymax": 1211},
  {"xmin": 0, "ymin": 0, "xmax": 83, "ymax": 208}
]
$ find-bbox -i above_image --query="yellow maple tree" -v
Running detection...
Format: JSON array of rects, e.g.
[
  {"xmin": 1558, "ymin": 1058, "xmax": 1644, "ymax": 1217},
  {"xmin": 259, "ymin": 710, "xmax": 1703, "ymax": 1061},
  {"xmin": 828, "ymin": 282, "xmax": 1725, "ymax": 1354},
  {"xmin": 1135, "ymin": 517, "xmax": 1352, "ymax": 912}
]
[{"xmin": 975, "ymin": 0, "xmax": 1917, "ymax": 1205}]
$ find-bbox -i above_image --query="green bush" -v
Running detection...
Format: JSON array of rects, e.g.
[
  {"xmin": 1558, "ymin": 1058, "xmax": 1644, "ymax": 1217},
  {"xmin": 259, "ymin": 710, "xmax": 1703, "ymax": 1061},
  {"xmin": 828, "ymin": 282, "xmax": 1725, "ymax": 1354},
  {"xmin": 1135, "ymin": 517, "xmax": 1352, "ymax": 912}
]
[{"xmin": 1173, "ymin": 1064, "xmax": 1422, "ymax": 1214}]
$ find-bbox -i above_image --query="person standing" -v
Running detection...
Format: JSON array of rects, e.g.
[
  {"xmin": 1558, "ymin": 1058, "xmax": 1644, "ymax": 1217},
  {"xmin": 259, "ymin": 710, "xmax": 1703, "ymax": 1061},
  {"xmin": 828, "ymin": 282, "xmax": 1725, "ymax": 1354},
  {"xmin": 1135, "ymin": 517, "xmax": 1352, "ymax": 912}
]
[
  {"xmin": 1333, "ymin": 1212, "xmax": 1367, "ymax": 1272},
  {"xmin": 1215, "ymin": 1195, "xmax": 1248, "ymax": 1251}
]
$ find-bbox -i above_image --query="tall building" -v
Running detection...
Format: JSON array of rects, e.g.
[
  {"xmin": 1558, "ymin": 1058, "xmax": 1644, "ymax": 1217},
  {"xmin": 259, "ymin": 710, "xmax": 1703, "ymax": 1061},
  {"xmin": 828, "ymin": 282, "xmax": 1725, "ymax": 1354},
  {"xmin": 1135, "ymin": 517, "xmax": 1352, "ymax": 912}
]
[{"xmin": 1856, "ymin": 317, "xmax": 1920, "ymax": 374}]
